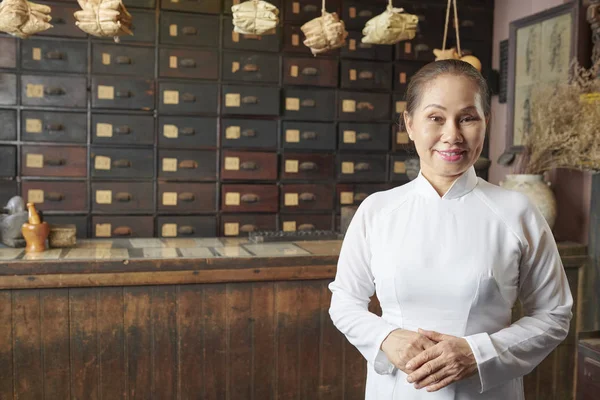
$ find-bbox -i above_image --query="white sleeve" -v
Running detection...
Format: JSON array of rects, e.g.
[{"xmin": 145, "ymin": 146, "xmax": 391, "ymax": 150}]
[
  {"xmin": 328, "ymin": 199, "xmax": 399, "ymax": 375},
  {"xmin": 464, "ymin": 206, "xmax": 573, "ymax": 393}
]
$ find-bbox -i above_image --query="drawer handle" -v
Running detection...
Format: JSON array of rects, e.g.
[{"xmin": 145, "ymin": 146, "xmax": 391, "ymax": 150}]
[
  {"xmin": 358, "ymin": 71, "xmax": 374, "ymax": 80},
  {"xmin": 240, "ymin": 224, "xmax": 257, "ymax": 233},
  {"xmin": 357, "ymin": 102, "xmax": 374, "ymax": 111},
  {"xmin": 178, "ymin": 225, "xmax": 195, "ymax": 235},
  {"xmin": 181, "ymin": 93, "xmax": 196, "ymax": 102},
  {"xmin": 179, "ymin": 160, "xmax": 198, "ymax": 169},
  {"xmin": 180, "ymin": 127, "xmax": 195, "ymax": 136},
  {"xmin": 179, "ymin": 192, "xmax": 195, "ymax": 202},
  {"xmin": 182, "ymin": 26, "xmax": 198, "ymax": 35},
  {"xmin": 115, "ymin": 90, "xmax": 131, "ymax": 98},
  {"xmin": 45, "ymin": 123, "xmax": 64, "ymax": 132},
  {"xmin": 460, "ymin": 20, "xmax": 475, "ymax": 28},
  {"xmin": 298, "ymin": 223, "xmax": 316, "ymax": 231},
  {"xmin": 113, "ymin": 226, "xmax": 132, "ymax": 237},
  {"xmin": 45, "ymin": 192, "xmax": 64, "ymax": 202},
  {"xmin": 301, "ymin": 131, "xmax": 317, "ymax": 140},
  {"xmin": 415, "ymin": 44, "xmax": 430, "ymax": 52},
  {"xmin": 180, "ymin": 58, "xmax": 196, "ymax": 68},
  {"xmin": 115, "ymin": 56, "xmax": 132, "ymax": 65},
  {"xmin": 113, "ymin": 159, "xmax": 131, "ymax": 168},
  {"xmin": 303, "ymin": 4, "xmax": 318, "ymax": 12},
  {"xmin": 358, "ymin": 10, "xmax": 373, "ymax": 17},
  {"xmin": 301, "ymin": 67, "xmax": 319, "ymax": 76},
  {"xmin": 240, "ymin": 193, "xmax": 259, "ymax": 203},
  {"xmin": 299, "ymin": 192, "xmax": 315, "ymax": 202},
  {"xmin": 45, "ymin": 51, "xmax": 64, "ymax": 60},
  {"xmin": 354, "ymin": 192, "xmax": 368, "ymax": 202},
  {"xmin": 299, "ymin": 161, "xmax": 317, "ymax": 171},
  {"xmin": 354, "ymin": 162, "xmax": 371, "ymax": 171},
  {"xmin": 53, "ymin": 17, "xmax": 66, "ymax": 24},
  {"xmin": 242, "ymin": 96, "xmax": 258, "ymax": 104},
  {"xmin": 240, "ymin": 161, "xmax": 258, "ymax": 171},
  {"xmin": 243, "ymin": 64, "xmax": 259, "ymax": 72},
  {"xmin": 44, "ymin": 158, "xmax": 65, "ymax": 166},
  {"xmin": 301, "ymin": 99, "xmax": 316, "ymax": 107},
  {"xmin": 241, "ymin": 129, "xmax": 256, "ymax": 138},
  {"xmin": 115, "ymin": 192, "xmax": 131, "ymax": 202},
  {"xmin": 115, "ymin": 126, "xmax": 131, "ymax": 135},
  {"xmin": 44, "ymin": 87, "xmax": 65, "ymax": 96},
  {"xmin": 357, "ymin": 132, "xmax": 372, "ymax": 141}
]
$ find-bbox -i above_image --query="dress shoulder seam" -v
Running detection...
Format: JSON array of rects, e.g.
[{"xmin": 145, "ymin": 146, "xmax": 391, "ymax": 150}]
[{"xmin": 473, "ymin": 188, "xmax": 525, "ymax": 251}]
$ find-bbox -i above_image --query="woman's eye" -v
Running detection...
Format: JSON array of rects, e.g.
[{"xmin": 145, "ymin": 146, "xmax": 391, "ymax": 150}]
[
  {"xmin": 428, "ymin": 116, "xmax": 443, "ymax": 122},
  {"xmin": 460, "ymin": 116, "xmax": 479, "ymax": 123}
]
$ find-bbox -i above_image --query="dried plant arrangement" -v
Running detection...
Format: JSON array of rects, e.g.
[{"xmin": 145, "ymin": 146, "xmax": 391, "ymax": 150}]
[{"xmin": 0, "ymin": 0, "xmax": 52, "ymax": 38}]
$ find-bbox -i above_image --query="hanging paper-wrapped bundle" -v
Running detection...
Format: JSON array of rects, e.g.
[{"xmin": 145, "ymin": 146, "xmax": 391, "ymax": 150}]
[
  {"xmin": 361, "ymin": 2, "xmax": 419, "ymax": 45},
  {"xmin": 231, "ymin": 0, "xmax": 279, "ymax": 35},
  {"xmin": 301, "ymin": 0, "xmax": 348, "ymax": 56},
  {"xmin": 74, "ymin": 0, "xmax": 133, "ymax": 43},
  {"xmin": 0, "ymin": 0, "xmax": 52, "ymax": 39}
]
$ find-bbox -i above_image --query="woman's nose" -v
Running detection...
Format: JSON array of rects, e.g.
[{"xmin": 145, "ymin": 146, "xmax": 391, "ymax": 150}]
[{"xmin": 441, "ymin": 122, "xmax": 463, "ymax": 143}]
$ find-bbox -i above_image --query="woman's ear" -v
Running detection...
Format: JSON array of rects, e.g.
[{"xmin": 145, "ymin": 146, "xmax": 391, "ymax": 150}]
[{"xmin": 403, "ymin": 111, "xmax": 414, "ymax": 140}]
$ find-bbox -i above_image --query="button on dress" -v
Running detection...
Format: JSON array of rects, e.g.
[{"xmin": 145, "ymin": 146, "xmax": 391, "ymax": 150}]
[{"xmin": 328, "ymin": 166, "xmax": 573, "ymax": 399}]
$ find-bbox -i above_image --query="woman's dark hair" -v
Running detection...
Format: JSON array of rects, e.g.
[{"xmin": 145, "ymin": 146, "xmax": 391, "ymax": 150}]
[{"xmin": 404, "ymin": 59, "xmax": 491, "ymax": 118}]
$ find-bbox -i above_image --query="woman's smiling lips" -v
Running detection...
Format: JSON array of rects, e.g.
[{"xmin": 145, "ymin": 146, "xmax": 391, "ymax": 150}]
[{"xmin": 435, "ymin": 149, "xmax": 467, "ymax": 162}]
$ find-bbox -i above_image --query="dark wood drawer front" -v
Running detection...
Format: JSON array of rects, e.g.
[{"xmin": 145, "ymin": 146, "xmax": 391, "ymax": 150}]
[
  {"xmin": 158, "ymin": 150, "xmax": 217, "ymax": 181},
  {"xmin": 393, "ymin": 94, "xmax": 406, "ymax": 122},
  {"xmin": 222, "ymin": 85, "xmax": 280, "ymax": 116},
  {"xmin": 0, "ymin": 181, "xmax": 17, "ymax": 206},
  {"xmin": 22, "ymin": 181, "xmax": 87, "ymax": 211},
  {"xmin": 342, "ymin": 2, "xmax": 383, "ymax": 30},
  {"xmin": 221, "ymin": 184, "xmax": 278, "ymax": 213},
  {"xmin": 0, "ymin": 146, "xmax": 16, "ymax": 177},
  {"xmin": 22, "ymin": 145, "xmax": 87, "ymax": 177},
  {"xmin": 158, "ymin": 117, "xmax": 217, "ymax": 149},
  {"xmin": 92, "ymin": 216, "xmax": 154, "ymax": 238},
  {"xmin": 91, "ymin": 148, "xmax": 154, "ymax": 179},
  {"xmin": 282, "ymin": 57, "xmax": 338, "ymax": 87},
  {"xmin": 0, "ymin": 73, "xmax": 17, "ymax": 105},
  {"xmin": 92, "ymin": 114, "xmax": 154, "ymax": 146},
  {"xmin": 221, "ymin": 119, "xmax": 277, "ymax": 149},
  {"xmin": 451, "ymin": 9, "xmax": 492, "ymax": 40},
  {"xmin": 390, "ymin": 155, "xmax": 412, "ymax": 182},
  {"xmin": 279, "ymin": 214, "xmax": 332, "ymax": 232},
  {"xmin": 282, "ymin": 88, "xmax": 336, "ymax": 121},
  {"xmin": 0, "ymin": 37, "xmax": 17, "ymax": 69},
  {"xmin": 123, "ymin": 0, "xmax": 155, "ymax": 9},
  {"xmin": 91, "ymin": 182, "xmax": 154, "ymax": 212},
  {"xmin": 222, "ymin": 52, "xmax": 280, "ymax": 84},
  {"xmin": 0, "ymin": 110, "xmax": 17, "ymax": 141},
  {"xmin": 22, "ymin": 75, "xmax": 86, "ymax": 107},
  {"xmin": 95, "ymin": 10, "xmax": 155, "ymax": 43},
  {"xmin": 160, "ymin": 12, "xmax": 219, "ymax": 47},
  {"xmin": 395, "ymin": 35, "xmax": 437, "ymax": 62},
  {"xmin": 341, "ymin": 60, "xmax": 392, "ymax": 90},
  {"xmin": 38, "ymin": 3, "xmax": 86, "ymax": 38},
  {"xmin": 159, "ymin": 48, "xmax": 219, "ymax": 79},
  {"xmin": 44, "ymin": 215, "xmax": 88, "ymax": 238},
  {"xmin": 338, "ymin": 123, "xmax": 390, "ymax": 151},
  {"xmin": 281, "ymin": 122, "xmax": 336, "ymax": 150},
  {"xmin": 221, "ymin": 150, "xmax": 277, "ymax": 181},
  {"xmin": 281, "ymin": 153, "xmax": 334, "ymax": 181},
  {"xmin": 22, "ymin": 111, "xmax": 87, "ymax": 143},
  {"xmin": 224, "ymin": 0, "xmax": 281, "ymax": 14},
  {"xmin": 338, "ymin": 91, "xmax": 391, "ymax": 121},
  {"xmin": 341, "ymin": 31, "xmax": 393, "ymax": 61},
  {"xmin": 336, "ymin": 183, "xmax": 390, "ymax": 208},
  {"xmin": 284, "ymin": 0, "xmax": 339, "ymax": 22},
  {"xmin": 337, "ymin": 154, "xmax": 387, "ymax": 182},
  {"xmin": 394, "ymin": 62, "xmax": 427, "ymax": 93},
  {"xmin": 402, "ymin": 3, "xmax": 444, "ymax": 37},
  {"xmin": 220, "ymin": 214, "xmax": 276, "ymax": 236},
  {"xmin": 161, "ymin": 0, "xmax": 219, "ymax": 13},
  {"xmin": 157, "ymin": 216, "xmax": 217, "ymax": 238},
  {"xmin": 392, "ymin": 124, "xmax": 414, "ymax": 153},
  {"xmin": 21, "ymin": 40, "xmax": 87, "ymax": 73},
  {"xmin": 92, "ymin": 77, "xmax": 155, "ymax": 110},
  {"xmin": 282, "ymin": 25, "xmax": 311, "ymax": 55},
  {"xmin": 92, "ymin": 44, "xmax": 155, "ymax": 77},
  {"xmin": 159, "ymin": 82, "xmax": 218, "ymax": 114},
  {"xmin": 280, "ymin": 184, "xmax": 334, "ymax": 211},
  {"xmin": 157, "ymin": 182, "xmax": 217, "ymax": 213},
  {"xmin": 223, "ymin": 18, "xmax": 281, "ymax": 52}
]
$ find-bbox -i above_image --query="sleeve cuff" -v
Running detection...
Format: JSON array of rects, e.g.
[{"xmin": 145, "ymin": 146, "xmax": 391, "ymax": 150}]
[
  {"xmin": 463, "ymin": 332, "xmax": 498, "ymax": 393},
  {"xmin": 372, "ymin": 325, "xmax": 398, "ymax": 375}
]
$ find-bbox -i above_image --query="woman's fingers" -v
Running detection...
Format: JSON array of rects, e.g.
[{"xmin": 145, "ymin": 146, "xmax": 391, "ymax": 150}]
[
  {"xmin": 425, "ymin": 375, "xmax": 456, "ymax": 392},
  {"xmin": 407, "ymin": 358, "xmax": 445, "ymax": 386}
]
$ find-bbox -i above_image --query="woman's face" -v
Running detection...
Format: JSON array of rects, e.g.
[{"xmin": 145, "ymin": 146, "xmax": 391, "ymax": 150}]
[{"xmin": 404, "ymin": 74, "xmax": 487, "ymax": 181}]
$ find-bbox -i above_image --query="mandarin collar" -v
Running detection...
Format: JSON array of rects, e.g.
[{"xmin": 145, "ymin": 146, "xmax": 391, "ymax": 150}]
[{"xmin": 414, "ymin": 166, "xmax": 478, "ymax": 200}]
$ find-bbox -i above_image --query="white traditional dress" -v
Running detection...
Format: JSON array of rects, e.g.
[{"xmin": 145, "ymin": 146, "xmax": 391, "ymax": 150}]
[{"xmin": 329, "ymin": 166, "xmax": 573, "ymax": 399}]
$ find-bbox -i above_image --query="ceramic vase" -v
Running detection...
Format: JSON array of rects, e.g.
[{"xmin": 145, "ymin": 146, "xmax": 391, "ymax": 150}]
[{"xmin": 500, "ymin": 174, "xmax": 557, "ymax": 228}]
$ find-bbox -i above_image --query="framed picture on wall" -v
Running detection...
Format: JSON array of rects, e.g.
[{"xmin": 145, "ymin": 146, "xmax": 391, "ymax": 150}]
[{"xmin": 506, "ymin": 2, "xmax": 589, "ymax": 151}]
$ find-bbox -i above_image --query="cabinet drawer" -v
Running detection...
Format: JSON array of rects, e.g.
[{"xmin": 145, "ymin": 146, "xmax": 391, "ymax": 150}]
[
  {"xmin": 0, "ymin": 145, "xmax": 16, "ymax": 177},
  {"xmin": 0, "ymin": 181, "xmax": 17, "ymax": 206},
  {"xmin": 280, "ymin": 184, "xmax": 334, "ymax": 211},
  {"xmin": 161, "ymin": 0, "xmax": 219, "ymax": 13},
  {"xmin": 336, "ymin": 183, "xmax": 389, "ymax": 208},
  {"xmin": 282, "ymin": 88, "xmax": 336, "ymax": 121},
  {"xmin": 284, "ymin": 0, "xmax": 339, "ymax": 22},
  {"xmin": 22, "ymin": 75, "xmax": 86, "ymax": 107},
  {"xmin": 21, "ymin": 39, "xmax": 86, "ymax": 73},
  {"xmin": 221, "ymin": 119, "xmax": 277, "ymax": 149},
  {"xmin": 22, "ymin": 111, "xmax": 87, "ymax": 143},
  {"xmin": 23, "ymin": 181, "xmax": 87, "ymax": 211},
  {"xmin": 282, "ymin": 57, "xmax": 338, "ymax": 87},
  {"xmin": 160, "ymin": 12, "xmax": 219, "ymax": 48},
  {"xmin": 38, "ymin": 2, "xmax": 86, "ymax": 38},
  {"xmin": 159, "ymin": 82, "xmax": 218, "ymax": 114},
  {"xmin": 96, "ymin": 10, "xmax": 155, "ymax": 43},
  {"xmin": 451, "ymin": 8, "xmax": 493, "ymax": 41},
  {"xmin": 158, "ymin": 182, "xmax": 217, "ymax": 213},
  {"xmin": 0, "ymin": 37, "xmax": 17, "ymax": 69},
  {"xmin": 44, "ymin": 215, "xmax": 88, "ymax": 238},
  {"xmin": 279, "ymin": 214, "xmax": 332, "ymax": 232},
  {"xmin": 395, "ymin": 36, "xmax": 437, "ymax": 62},
  {"xmin": 402, "ymin": 3, "xmax": 444, "ymax": 37},
  {"xmin": 342, "ymin": 2, "xmax": 384, "ymax": 30},
  {"xmin": 0, "ymin": 109, "xmax": 17, "ymax": 141},
  {"xmin": 91, "ymin": 148, "xmax": 154, "ymax": 179},
  {"xmin": 92, "ymin": 114, "xmax": 154, "ymax": 145},
  {"xmin": 0, "ymin": 73, "xmax": 17, "ymax": 105},
  {"xmin": 341, "ymin": 60, "xmax": 392, "ymax": 90},
  {"xmin": 222, "ymin": 85, "xmax": 280, "ymax": 116},
  {"xmin": 158, "ymin": 117, "xmax": 217, "ymax": 149},
  {"xmin": 221, "ymin": 150, "xmax": 277, "ymax": 181},
  {"xmin": 341, "ymin": 31, "xmax": 393, "ymax": 61},
  {"xmin": 157, "ymin": 216, "xmax": 217, "ymax": 238},
  {"xmin": 222, "ymin": 52, "xmax": 280, "ymax": 84},
  {"xmin": 224, "ymin": 0, "xmax": 280, "ymax": 14},
  {"xmin": 91, "ymin": 182, "xmax": 154, "ymax": 212},
  {"xmin": 394, "ymin": 62, "xmax": 426, "ymax": 93},
  {"xmin": 393, "ymin": 94, "xmax": 406, "ymax": 122},
  {"xmin": 280, "ymin": 153, "xmax": 334, "ymax": 181},
  {"xmin": 92, "ymin": 76, "xmax": 155, "ymax": 110},
  {"xmin": 337, "ymin": 154, "xmax": 387, "ymax": 182},
  {"xmin": 159, "ymin": 48, "xmax": 219, "ymax": 79},
  {"xmin": 338, "ymin": 123, "xmax": 390, "ymax": 151},
  {"xmin": 391, "ymin": 124, "xmax": 414, "ymax": 153},
  {"xmin": 338, "ymin": 91, "xmax": 391, "ymax": 121},
  {"xmin": 123, "ymin": 0, "xmax": 155, "ymax": 9},
  {"xmin": 223, "ymin": 17, "xmax": 281, "ymax": 52},
  {"xmin": 92, "ymin": 216, "xmax": 154, "ymax": 238},
  {"xmin": 221, "ymin": 214, "xmax": 277, "ymax": 237},
  {"xmin": 221, "ymin": 184, "xmax": 278, "ymax": 212},
  {"xmin": 158, "ymin": 150, "xmax": 217, "ymax": 181},
  {"xmin": 22, "ymin": 145, "xmax": 87, "ymax": 177},
  {"xmin": 92, "ymin": 44, "xmax": 155, "ymax": 77},
  {"xmin": 390, "ymin": 155, "xmax": 412, "ymax": 182},
  {"xmin": 281, "ymin": 121, "xmax": 335, "ymax": 150},
  {"xmin": 282, "ymin": 25, "xmax": 311, "ymax": 55}
]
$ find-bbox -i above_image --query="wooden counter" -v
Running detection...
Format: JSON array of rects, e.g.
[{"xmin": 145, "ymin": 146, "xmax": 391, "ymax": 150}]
[{"xmin": 0, "ymin": 239, "xmax": 588, "ymax": 400}]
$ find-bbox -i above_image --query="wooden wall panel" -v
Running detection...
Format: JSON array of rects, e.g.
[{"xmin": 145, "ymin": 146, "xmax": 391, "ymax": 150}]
[
  {"xmin": 41, "ymin": 289, "xmax": 70, "ymax": 399},
  {"xmin": 70, "ymin": 288, "xmax": 99, "ymax": 400},
  {"xmin": 204, "ymin": 284, "xmax": 227, "ymax": 400},
  {"xmin": 13, "ymin": 290, "xmax": 43, "ymax": 400},
  {"xmin": 178, "ymin": 285, "xmax": 205, "ymax": 400},
  {"xmin": 152, "ymin": 286, "xmax": 178, "ymax": 399},
  {"xmin": 124, "ymin": 287, "xmax": 152, "ymax": 400},
  {"xmin": 0, "ymin": 291, "xmax": 13, "ymax": 396},
  {"xmin": 97, "ymin": 287, "xmax": 126, "ymax": 400},
  {"xmin": 251, "ymin": 282, "xmax": 276, "ymax": 400}
]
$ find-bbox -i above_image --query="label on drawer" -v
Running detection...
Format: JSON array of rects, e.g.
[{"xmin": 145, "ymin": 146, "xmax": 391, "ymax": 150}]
[
  {"xmin": 96, "ymin": 123, "xmax": 113, "ymax": 138},
  {"xmin": 231, "ymin": 61, "xmax": 240, "ymax": 73},
  {"xmin": 396, "ymin": 131, "xmax": 409, "ymax": 144},
  {"xmin": 349, "ymin": 7, "xmax": 356, "ymax": 18},
  {"xmin": 162, "ymin": 158, "xmax": 178, "ymax": 172},
  {"xmin": 225, "ymin": 93, "xmax": 240, "ymax": 107},
  {"xmin": 395, "ymin": 101, "xmax": 407, "ymax": 114},
  {"xmin": 404, "ymin": 42, "xmax": 412, "ymax": 54},
  {"xmin": 349, "ymin": 69, "xmax": 357, "ymax": 81},
  {"xmin": 285, "ymin": 129, "xmax": 300, "ymax": 143},
  {"xmin": 26, "ymin": 84, "xmax": 44, "ymax": 98},
  {"xmin": 343, "ymin": 130, "xmax": 356, "ymax": 143},
  {"xmin": 399, "ymin": 72, "xmax": 407, "ymax": 84},
  {"xmin": 292, "ymin": 1, "xmax": 300, "ymax": 13},
  {"xmin": 169, "ymin": 24, "xmax": 178, "ymax": 37},
  {"xmin": 232, "ymin": 31, "xmax": 240, "ymax": 43},
  {"xmin": 341, "ymin": 161, "xmax": 354, "ymax": 174},
  {"xmin": 163, "ymin": 90, "xmax": 179, "ymax": 105},
  {"xmin": 102, "ymin": 53, "xmax": 111, "ymax": 65},
  {"xmin": 96, "ymin": 223, "xmax": 112, "ymax": 237},
  {"xmin": 349, "ymin": 39, "xmax": 356, "ymax": 51},
  {"xmin": 224, "ymin": 222, "xmax": 239, "ymax": 236},
  {"xmin": 283, "ymin": 221, "xmax": 296, "ymax": 232},
  {"xmin": 340, "ymin": 191, "xmax": 354, "ymax": 205},
  {"xmin": 284, "ymin": 193, "xmax": 299, "ymax": 206},
  {"xmin": 163, "ymin": 124, "xmax": 178, "ymax": 138},
  {"xmin": 96, "ymin": 190, "xmax": 112, "ymax": 204},
  {"xmin": 224, "ymin": 157, "xmax": 240, "ymax": 171},
  {"xmin": 290, "ymin": 65, "xmax": 298, "ymax": 77},
  {"xmin": 285, "ymin": 97, "xmax": 300, "ymax": 111},
  {"xmin": 94, "ymin": 155, "xmax": 111, "ymax": 170},
  {"xmin": 25, "ymin": 118, "xmax": 42, "ymax": 134},
  {"xmin": 291, "ymin": 33, "xmax": 299, "ymax": 46},
  {"xmin": 225, "ymin": 126, "xmax": 241, "ymax": 139},
  {"xmin": 28, "ymin": 189, "xmax": 44, "ymax": 204},
  {"xmin": 285, "ymin": 159, "xmax": 298, "ymax": 173},
  {"xmin": 342, "ymin": 99, "xmax": 356, "ymax": 113},
  {"xmin": 169, "ymin": 56, "xmax": 178, "ymax": 69},
  {"xmin": 98, "ymin": 85, "xmax": 114, "ymax": 100},
  {"xmin": 162, "ymin": 223, "xmax": 178, "ymax": 237},
  {"xmin": 225, "ymin": 192, "xmax": 240, "ymax": 206},
  {"xmin": 32, "ymin": 48, "xmax": 42, "ymax": 61},
  {"xmin": 162, "ymin": 192, "xmax": 177, "ymax": 206},
  {"xmin": 394, "ymin": 161, "xmax": 406, "ymax": 174},
  {"xmin": 26, "ymin": 154, "xmax": 44, "ymax": 168}
]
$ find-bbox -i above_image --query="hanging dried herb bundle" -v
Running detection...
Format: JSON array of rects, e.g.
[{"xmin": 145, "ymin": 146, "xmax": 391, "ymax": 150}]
[
  {"xmin": 361, "ymin": 3, "xmax": 418, "ymax": 45},
  {"xmin": 74, "ymin": 0, "xmax": 133, "ymax": 42},
  {"xmin": 231, "ymin": 0, "xmax": 279, "ymax": 35},
  {"xmin": 0, "ymin": 0, "xmax": 52, "ymax": 38}
]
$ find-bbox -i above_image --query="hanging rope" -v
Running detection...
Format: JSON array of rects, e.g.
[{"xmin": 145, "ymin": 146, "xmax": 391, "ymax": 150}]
[
  {"xmin": 442, "ymin": 0, "xmax": 451, "ymax": 51},
  {"xmin": 441, "ymin": 0, "xmax": 461, "ymax": 56},
  {"xmin": 322, "ymin": 0, "xmax": 325, "ymax": 13},
  {"xmin": 452, "ymin": 0, "xmax": 461, "ymax": 57}
]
